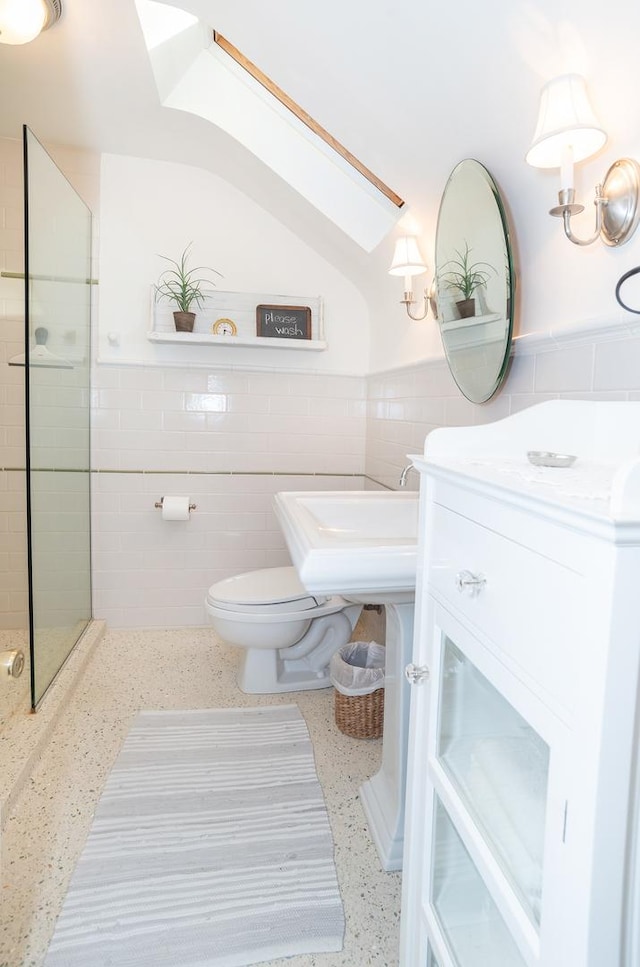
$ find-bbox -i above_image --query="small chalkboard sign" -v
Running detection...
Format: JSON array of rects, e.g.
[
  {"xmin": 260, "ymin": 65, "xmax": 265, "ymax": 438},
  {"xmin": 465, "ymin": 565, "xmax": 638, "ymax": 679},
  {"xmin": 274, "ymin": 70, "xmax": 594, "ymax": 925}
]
[{"xmin": 256, "ymin": 304, "xmax": 312, "ymax": 340}]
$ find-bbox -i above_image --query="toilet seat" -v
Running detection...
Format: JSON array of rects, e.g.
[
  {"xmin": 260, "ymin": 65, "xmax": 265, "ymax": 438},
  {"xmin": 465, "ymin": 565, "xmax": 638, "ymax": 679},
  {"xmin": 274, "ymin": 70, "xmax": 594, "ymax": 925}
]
[
  {"xmin": 205, "ymin": 565, "xmax": 362, "ymax": 693},
  {"xmin": 206, "ymin": 566, "xmax": 330, "ymax": 617}
]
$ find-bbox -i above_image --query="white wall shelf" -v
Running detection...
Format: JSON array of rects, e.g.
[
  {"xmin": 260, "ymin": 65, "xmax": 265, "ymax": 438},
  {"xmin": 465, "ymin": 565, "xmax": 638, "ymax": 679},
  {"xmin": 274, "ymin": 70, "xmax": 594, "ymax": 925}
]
[
  {"xmin": 146, "ymin": 331, "xmax": 327, "ymax": 351},
  {"xmin": 147, "ymin": 288, "xmax": 327, "ymax": 351}
]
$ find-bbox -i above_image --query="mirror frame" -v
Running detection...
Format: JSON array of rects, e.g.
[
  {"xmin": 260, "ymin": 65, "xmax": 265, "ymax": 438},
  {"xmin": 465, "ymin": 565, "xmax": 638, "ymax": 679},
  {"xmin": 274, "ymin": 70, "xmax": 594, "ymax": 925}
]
[{"xmin": 435, "ymin": 159, "xmax": 515, "ymax": 404}]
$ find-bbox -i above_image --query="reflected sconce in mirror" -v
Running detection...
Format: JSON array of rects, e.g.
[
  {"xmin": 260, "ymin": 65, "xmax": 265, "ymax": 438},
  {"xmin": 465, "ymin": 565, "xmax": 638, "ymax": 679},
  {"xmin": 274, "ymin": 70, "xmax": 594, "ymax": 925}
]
[
  {"xmin": 388, "ymin": 235, "xmax": 436, "ymax": 320},
  {"xmin": 526, "ymin": 73, "xmax": 640, "ymax": 246},
  {"xmin": 0, "ymin": 0, "xmax": 61, "ymax": 45}
]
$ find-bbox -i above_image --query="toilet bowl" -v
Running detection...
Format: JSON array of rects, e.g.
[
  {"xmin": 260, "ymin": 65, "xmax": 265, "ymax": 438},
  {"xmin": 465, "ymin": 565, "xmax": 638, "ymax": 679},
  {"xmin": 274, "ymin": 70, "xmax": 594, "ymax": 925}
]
[{"xmin": 205, "ymin": 566, "xmax": 361, "ymax": 694}]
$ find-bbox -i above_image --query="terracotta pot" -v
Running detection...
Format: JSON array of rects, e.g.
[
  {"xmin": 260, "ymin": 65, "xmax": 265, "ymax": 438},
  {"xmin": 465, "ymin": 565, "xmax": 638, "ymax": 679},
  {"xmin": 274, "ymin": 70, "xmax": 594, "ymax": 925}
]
[
  {"xmin": 456, "ymin": 298, "xmax": 475, "ymax": 319},
  {"xmin": 173, "ymin": 311, "xmax": 196, "ymax": 332}
]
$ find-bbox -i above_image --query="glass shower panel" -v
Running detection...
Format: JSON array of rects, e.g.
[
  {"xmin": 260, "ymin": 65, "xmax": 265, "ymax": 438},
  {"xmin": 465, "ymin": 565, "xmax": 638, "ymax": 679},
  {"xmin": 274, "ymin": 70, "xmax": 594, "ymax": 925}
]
[{"xmin": 24, "ymin": 127, "xmax": 92, "ymax": 707}]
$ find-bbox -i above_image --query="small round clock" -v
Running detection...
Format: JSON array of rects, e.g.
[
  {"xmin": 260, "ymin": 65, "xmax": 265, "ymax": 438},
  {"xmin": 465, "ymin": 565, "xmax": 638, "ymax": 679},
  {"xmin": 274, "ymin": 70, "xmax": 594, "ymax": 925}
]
[{"xmin": 212, "ymin": 317, "xmax": 237, "ymax": 336}]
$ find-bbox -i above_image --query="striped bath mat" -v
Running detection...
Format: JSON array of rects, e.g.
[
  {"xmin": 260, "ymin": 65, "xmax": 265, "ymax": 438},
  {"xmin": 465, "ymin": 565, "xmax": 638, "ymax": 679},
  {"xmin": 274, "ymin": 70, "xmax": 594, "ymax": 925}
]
[{"xmin": 44, "ymin": 705, "xmax": 344, "ymax": 966}]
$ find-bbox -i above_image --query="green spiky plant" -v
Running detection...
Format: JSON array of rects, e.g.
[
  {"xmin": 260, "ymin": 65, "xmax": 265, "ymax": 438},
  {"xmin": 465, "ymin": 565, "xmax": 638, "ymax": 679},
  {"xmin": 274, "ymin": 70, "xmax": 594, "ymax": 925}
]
[
  {"xmin": 155, "ymin": 243, "xmax": 222, "ymax": 314},
  {"xmin": 439, "ymin": 241, "xmax": 494, "ymax": 300}
]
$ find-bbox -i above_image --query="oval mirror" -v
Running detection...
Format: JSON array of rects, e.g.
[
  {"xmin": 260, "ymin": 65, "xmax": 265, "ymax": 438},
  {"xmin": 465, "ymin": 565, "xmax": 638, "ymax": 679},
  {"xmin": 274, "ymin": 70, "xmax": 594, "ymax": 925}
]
[{"xmin": 435, "ymin": 159, "xmax": 514, "ymax": 403}]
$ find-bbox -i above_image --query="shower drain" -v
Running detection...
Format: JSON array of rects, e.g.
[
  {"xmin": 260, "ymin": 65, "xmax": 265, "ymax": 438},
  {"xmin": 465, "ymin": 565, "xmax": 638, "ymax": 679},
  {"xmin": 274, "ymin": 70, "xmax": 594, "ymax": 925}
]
[{"xmin": 1, "ymin": 649, "xmax": 25, "ymax": 679}]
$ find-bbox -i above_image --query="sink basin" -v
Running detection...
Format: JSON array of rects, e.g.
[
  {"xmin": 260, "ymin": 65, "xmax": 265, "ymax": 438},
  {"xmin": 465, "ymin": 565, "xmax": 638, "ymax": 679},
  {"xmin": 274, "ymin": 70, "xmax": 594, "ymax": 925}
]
[{"xmin": 273, "ymin": 490, "xmax": 418, "ymax": 602}]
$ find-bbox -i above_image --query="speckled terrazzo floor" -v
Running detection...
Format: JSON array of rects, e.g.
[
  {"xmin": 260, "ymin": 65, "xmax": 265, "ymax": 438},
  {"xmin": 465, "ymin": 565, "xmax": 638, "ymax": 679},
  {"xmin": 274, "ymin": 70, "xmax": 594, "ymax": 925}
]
[{"xmin": 0, "ymin": 627, "xmax": 402, "ymax": 967}]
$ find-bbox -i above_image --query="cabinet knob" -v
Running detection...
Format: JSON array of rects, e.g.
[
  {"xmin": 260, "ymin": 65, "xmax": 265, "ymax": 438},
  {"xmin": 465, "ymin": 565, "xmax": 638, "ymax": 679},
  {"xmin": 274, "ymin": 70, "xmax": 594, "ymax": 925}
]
[
  {"xmin": 455, "ymin": 569, "xmax": 486, "ymax": 596},
  {"xmin": 405, "ymin": 663, "xmax": 430, "ymax": 685}
]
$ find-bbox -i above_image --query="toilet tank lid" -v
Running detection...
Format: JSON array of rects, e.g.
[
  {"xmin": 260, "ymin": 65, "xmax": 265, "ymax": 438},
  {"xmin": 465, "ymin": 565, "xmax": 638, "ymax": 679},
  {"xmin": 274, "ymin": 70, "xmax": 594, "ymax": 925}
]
[{"xmin": 207, "ymin": 566, "xmax": 328, "ymax": 609}]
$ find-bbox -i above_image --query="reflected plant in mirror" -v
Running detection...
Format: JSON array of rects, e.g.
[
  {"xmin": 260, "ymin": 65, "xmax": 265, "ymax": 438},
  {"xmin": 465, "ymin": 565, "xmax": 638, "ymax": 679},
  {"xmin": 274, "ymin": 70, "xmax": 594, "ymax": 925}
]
[
  {"xmin": 438, "ymin": 241, "xmax": 495, "ymax": 319},
  {"xmin": 435, "ymin": 159, "xmax": 515, "ymax": 404}
]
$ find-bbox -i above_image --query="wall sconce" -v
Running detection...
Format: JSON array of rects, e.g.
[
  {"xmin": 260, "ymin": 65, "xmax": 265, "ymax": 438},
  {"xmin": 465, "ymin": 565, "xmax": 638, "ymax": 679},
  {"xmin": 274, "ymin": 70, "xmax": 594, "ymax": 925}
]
[
  {"xmin": 526, "ymin": 73, "xmax": 640, "ymax": 247},
  {"xmin": 0, "ymin": 0, "xmax": 62, "ymax": 45},
  {"xmin": 388, "ymin": 235, "xmax": 436, "ymax": 320}
]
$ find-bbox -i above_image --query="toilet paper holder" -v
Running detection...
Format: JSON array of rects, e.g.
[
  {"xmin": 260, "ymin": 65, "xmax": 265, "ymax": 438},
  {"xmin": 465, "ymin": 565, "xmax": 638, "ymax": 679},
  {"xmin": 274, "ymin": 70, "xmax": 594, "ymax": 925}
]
[{"xmin": 155, "ymin": 497, "xmax": 197, "ymax": 511}]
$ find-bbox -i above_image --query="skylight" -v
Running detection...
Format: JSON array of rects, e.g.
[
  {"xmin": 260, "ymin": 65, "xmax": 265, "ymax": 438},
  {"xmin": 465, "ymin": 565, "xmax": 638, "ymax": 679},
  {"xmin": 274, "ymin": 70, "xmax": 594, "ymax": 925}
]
[
  {"xmin": 212, "ymin": 32, "xmax": 404, "ymax": 212},
  {"xmin": 134, "ymin": 0, "xmax": 404, "ymax": 251}
]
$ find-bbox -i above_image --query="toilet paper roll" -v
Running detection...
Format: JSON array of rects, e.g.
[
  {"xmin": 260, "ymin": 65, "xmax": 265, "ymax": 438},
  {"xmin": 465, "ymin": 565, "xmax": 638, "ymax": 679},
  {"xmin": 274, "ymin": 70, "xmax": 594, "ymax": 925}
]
[{"xmin": 161, "ymin": 495, "xmax": 191, "ymax": 521}]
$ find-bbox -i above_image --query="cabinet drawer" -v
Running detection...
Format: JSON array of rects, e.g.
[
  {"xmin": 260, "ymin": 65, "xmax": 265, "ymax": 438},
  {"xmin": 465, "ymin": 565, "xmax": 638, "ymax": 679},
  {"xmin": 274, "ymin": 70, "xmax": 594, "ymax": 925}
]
[{"xmin": 428, "ymin": 504, "xmax": 586, "ymax": 714}]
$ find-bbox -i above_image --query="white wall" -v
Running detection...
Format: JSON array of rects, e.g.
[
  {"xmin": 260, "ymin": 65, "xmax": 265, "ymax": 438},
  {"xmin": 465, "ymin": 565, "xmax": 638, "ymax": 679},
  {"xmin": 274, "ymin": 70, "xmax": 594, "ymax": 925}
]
[
  {"xmin": 362, "ymin": 0, "xmax": 640, "ymax": 372},
  {"xmin": 97, "ymin": 154, "xmax": 369, "ymax": 374},
  {"xmin": 91, "ymin": 151, "xmax": 373, "ymax": 627},
  {"xmin": 81, "ymin": 134, "xmax": 640, "ymax": 627},
  {"xmin": 361, "ymin": 1, "xmax": 640, "ymax": 481},
  {"xmin": 7, "ymin": 0, "xmax": 640, "ymax": 628}
]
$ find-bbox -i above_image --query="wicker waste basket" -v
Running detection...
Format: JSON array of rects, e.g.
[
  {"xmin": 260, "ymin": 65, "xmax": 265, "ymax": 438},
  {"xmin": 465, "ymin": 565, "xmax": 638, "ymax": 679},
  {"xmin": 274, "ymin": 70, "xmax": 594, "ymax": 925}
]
[{"xmin": 329, "ymin": 641, "xmax": 385, "ymax": 739}]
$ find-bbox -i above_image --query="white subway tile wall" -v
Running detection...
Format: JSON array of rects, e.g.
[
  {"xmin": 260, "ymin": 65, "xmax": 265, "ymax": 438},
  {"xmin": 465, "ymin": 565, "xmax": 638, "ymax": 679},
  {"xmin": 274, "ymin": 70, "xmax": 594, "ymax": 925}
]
[
  {"xmin": 90, "ymin": 364, "xmax": 368, "ymax": 626},
  {"xmin": 94, "ymin": 324, "xmax": 640, "ymax": 627},
  {"xmin": 365, "ymin": 331, "xmax": 640, "ymax": 491},
  {"xmin": 11, "ymin": 325, "xmax": 640, "ymax": 631}
]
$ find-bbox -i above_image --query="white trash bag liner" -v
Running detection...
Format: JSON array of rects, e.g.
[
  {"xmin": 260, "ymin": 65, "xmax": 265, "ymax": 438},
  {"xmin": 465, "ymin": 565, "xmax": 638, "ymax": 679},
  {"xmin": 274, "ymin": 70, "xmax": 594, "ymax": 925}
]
[{"xmin": 330, "ymin": 641, "xmax": 386, "ymax": 696}]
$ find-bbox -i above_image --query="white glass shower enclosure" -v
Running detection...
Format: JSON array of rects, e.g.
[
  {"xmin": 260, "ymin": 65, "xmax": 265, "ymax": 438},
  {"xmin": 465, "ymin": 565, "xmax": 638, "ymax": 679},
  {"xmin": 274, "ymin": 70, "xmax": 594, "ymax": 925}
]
[{"xmin": 23, "ymin": 126, "xmax": 92, "ymax": 707}]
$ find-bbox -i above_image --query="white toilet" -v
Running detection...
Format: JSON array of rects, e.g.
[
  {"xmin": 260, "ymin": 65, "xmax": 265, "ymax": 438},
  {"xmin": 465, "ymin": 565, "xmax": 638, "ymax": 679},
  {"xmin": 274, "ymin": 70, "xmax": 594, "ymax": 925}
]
[{"xmin": 205, "ymin": 566, "xmax": 362, "ymax": 694}]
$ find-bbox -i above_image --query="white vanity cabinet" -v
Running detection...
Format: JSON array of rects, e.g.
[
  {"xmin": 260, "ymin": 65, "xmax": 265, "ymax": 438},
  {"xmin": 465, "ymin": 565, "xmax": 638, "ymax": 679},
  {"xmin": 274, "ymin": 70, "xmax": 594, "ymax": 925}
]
[{"xmin": 400, "ymin": 401, "xmax": 640, "ymax": 967}]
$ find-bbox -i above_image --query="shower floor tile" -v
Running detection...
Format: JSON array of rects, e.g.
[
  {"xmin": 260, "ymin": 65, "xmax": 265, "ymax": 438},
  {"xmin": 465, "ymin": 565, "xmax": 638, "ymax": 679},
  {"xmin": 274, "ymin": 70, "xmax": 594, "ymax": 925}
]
[{"xmin": 0, "ymin": 627, "xmax": 401, "ymax": 967}]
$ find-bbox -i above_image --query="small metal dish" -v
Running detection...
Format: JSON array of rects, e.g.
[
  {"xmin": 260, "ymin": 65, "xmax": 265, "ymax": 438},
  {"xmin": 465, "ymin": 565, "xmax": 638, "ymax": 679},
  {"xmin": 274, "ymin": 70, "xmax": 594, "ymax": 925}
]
[{"xmin": 527, "ymin": 450, "xmax": 577, "ymax": 468}]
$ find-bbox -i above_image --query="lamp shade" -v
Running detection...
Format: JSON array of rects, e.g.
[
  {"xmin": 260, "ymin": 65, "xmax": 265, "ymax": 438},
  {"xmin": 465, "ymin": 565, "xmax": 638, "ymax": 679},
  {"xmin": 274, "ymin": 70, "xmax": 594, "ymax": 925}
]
[
  {"xmin": 0, "ymin": 0, "xmax": 59, "ymax": 44},
  {"xmin": 388, "ymin": 236, "xmax": 427, "ymax": 277},
  {"xmin": 526, "ymin": 74, "xmax": 607, "ymax": 169}
]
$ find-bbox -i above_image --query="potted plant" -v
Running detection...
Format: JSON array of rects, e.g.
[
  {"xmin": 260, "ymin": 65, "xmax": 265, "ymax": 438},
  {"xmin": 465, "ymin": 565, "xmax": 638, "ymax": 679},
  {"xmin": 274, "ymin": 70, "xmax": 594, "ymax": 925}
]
[
  {"xmin": 155, "ymin": 243, "xmax": 222, "ymax": 332},
  {"xmin": 439, "ymin": 242, "xmax": 494, "ymax": 319}
]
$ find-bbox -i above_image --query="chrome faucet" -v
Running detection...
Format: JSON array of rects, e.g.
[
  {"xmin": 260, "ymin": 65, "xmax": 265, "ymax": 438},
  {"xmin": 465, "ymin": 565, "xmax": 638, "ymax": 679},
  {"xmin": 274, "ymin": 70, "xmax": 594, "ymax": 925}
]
[{"xmin": 399, "ymin": 463, "xmax": 417, "ymax": 487}]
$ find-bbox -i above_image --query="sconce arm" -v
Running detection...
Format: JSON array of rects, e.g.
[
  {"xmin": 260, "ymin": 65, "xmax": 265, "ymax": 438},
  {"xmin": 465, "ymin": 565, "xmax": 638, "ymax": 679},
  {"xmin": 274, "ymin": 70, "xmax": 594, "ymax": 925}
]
[
  {"xmin": 562, "ymin": 207, "xmax": 603, "ymax": 246},
  {"xmin": 402, "ymin": 290, "xmax": 429, "ymax": 321},
  {"xmin": 548, "ymin": 160, "xmax": 640, "ymax": 247},
  {"xmin": 401, "ymin": 282, "xmax": 438, "ymax": 321},
  {"xmin": 550, "ymin": 186, "xmax": 605, "ymax": 246}
]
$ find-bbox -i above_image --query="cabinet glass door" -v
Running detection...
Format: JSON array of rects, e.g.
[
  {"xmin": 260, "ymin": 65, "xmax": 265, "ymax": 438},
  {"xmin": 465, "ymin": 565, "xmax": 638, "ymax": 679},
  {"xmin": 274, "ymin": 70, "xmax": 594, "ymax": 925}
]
[
  {"xmin": 437, "ymin": 638, "xmax": 549, "ymax": 926},
  {"xmin": 432, "ymin": 798, "xmax": 527, "ymax": 966}
]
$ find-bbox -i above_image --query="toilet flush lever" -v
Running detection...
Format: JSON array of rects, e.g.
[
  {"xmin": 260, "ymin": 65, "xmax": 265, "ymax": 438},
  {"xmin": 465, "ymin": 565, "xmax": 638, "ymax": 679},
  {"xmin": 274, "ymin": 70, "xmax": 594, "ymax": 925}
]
[{"xmin": 405, "ymin": 663, "xmax": 430, "ymax": 685}]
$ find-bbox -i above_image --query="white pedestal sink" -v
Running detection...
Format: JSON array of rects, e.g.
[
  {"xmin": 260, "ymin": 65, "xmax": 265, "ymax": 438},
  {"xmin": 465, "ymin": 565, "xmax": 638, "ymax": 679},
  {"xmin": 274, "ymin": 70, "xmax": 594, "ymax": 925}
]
[{"xmin": 274, "ymin": 490, "xmax": 418, "ymax": 871}]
